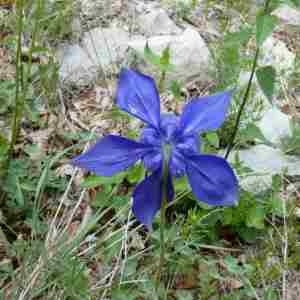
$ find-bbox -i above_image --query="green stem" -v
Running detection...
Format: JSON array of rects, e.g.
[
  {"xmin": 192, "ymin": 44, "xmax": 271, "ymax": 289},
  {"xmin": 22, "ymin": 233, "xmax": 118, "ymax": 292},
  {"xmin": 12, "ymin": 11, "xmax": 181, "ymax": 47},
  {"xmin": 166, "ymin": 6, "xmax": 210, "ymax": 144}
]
[
  {"xmin": 158, "ymin": 71, "xmax": 166, "ymax": 93},
  {"xmin": 156, "ymin": 145, "xmax": 170, "ymax": 290},
  {"xmin": 8, "ymin": 0, "xmax": 24, "ymax": 162},
  {"xmin": 224, "ymin": 48, "xmax": 259, "ymax": 159},
  {"xmin": 224, "ymin": 0, "xmax": 272, "ymax": 159},
  {"xmin": 25, "ymin": 0, "xmax": 43, "ymax": 90}
]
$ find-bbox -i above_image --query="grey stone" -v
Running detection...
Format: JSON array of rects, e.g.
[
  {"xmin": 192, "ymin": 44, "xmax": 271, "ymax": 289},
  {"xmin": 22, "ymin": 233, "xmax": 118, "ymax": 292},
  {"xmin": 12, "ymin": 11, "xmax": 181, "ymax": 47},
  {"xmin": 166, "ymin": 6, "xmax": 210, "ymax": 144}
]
[
  {"xmin": 257, "ymin": 107, "xmax": 292, "ymax": 146},
  {"xmin": 231, "ymin": 145, "xmax": 300, "ymax": 176},
  {"xmin": 82, "ymin": 27, "xmax": 130, "ymax": 72},
  {"xmin": 58, "ymin": 27, "xmax": 130, "ymax": 85},
  {"xmin": 128, "ymin": 28, "xmax": 212, "ymax": 84},
  {"xmin": 137, "ymin": 8, "xmax": 182, "ymax": 36},
  {"xmin": 239, "ymin": 174, "xmax": 273, "ymax": 194},
  {"xmin": 272, "ymin": 5, "xmax": 300, "ymax": 26},
  {"xmin": 229, "ymin": 145, "xmax": 300, "ymax": 193},
  {"xmin": 260, "ymin": 36, "xmax": 295, "ymax": 79},
  {"xmin": 58, "ymin": 44, "xmax": 97, "ymax": 86}
]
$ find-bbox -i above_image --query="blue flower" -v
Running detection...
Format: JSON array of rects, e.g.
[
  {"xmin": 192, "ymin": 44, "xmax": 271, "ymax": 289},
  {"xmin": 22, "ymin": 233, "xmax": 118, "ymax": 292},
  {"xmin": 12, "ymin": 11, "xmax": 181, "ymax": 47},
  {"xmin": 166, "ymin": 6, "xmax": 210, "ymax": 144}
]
[{"xmin": 72, "ymin": 69, "xmax": 239, "ymax": 229}]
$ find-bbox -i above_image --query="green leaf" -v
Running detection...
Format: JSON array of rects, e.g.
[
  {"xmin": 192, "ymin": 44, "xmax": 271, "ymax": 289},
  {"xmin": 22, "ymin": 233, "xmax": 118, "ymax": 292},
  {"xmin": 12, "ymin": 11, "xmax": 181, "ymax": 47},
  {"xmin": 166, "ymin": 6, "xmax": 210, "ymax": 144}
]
[
  {"xmin": 290, "ymin": 0, "xmax": 300, "ymax": 7},
  {"xmin": 269, "ymin": 196, "xmax": 284, "ymax": 217},
  {"xmin": 170, "ymin": 80, "xmax": 182, "ymax": 100},
  {"xmin": 246, "ymin": 205, "xmax": 265, "ymax": 229},
  {"xmin": 16, "ymin": 177, "xmax": 25, "ymax": 208},
  {"xmin": 81, "ymin": 173, "xmax": 124, "ymax": 188},
  {"xmin": 30, "ymin": 46, "xmax": 49, "ymax": 54},
  {"xmin": 0, "ymin": 134, "xmax": 9, "ymax": 157},
  {"xmin": 225, "ymin": 26, "xmax": 253, "ymax": 46},
  {"xmin": 240, "ymin": 123, "xmax": 269, "ymax": 143},
  {"xmin": 264, "ymin": 288, "xmax": 279, "ymax": 300},
  {"xmin": 205, "ymin": 132, "xmax": 219, "ymax": 148},
  {"xmin": 174, "ymin": 176, "xmax": 190, "ymax": 193},
  {"xmin": 126, "ymin": 164, "xmax": 145, "ymax": 184},
  {"xmin": 143, "ymin": 43, "xmax": 174, "ymax": 72},
  {"xmin": 256, "ymin": 66, "xmax": 276, "ymax": 102},
  {"xmin": 224, "ymin": 256, "xmax": 243, "ymax": 274},
  {"xmin": 256, "ymin": 15, "xmax": 277, "ymax": 46},
  {"xmin": 144, "ymin": 42, "xmax": 161, "ymax": 66},
  {"xmin": 111, "ymin": 195, "xmax": 130, "ymax": 209},
  {"xmin": 160, "ymin": 45, "xmax": 171, "ymax": 66},
  {"xmin": 91, "ymin": 191, "xmax": 110, "ymax": 209}
]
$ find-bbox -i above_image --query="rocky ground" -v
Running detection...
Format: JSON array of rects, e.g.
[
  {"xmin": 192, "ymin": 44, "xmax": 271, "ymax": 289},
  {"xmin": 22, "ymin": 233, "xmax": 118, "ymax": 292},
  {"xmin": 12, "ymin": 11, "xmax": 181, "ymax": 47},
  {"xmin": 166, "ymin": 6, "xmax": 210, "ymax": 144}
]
[{"xmin": 56, "ymin": 0, "xmax": 300, "ymax": 189}]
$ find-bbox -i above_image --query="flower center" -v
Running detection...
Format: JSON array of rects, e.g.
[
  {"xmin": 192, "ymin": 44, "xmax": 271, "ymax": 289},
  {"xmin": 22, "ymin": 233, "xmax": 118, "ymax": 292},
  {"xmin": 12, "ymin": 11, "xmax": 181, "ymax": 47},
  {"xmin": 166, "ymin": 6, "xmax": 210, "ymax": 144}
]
[{"xmin": 141, "ymin": 114, "xmax": 200, "ymax": 177}]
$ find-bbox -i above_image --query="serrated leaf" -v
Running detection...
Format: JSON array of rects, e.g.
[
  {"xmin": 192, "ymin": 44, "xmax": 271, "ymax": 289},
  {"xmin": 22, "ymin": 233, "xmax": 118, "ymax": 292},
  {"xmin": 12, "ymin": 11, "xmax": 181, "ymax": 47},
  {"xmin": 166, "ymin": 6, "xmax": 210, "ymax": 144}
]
[
  {"xmin": 256, "ymin": 66, "xmax": 276, "ymax": 102},
  {"xmin": 256, "ymin": 15, "xmax": 277, "ymax": 46}
]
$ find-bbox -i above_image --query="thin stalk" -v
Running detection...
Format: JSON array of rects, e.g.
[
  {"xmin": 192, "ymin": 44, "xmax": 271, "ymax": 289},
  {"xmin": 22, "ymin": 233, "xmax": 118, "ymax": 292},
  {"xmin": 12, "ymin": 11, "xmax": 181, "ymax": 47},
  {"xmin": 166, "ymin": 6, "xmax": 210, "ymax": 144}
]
[
  {"xmin": 224, "ymin": 0, "xmax": 272, "ymax": 159},
  {"xmin": 224, "ymin": 48, "xmax": 259, "ymax": 159},
  {"xmin": 0, "ymin": 0, "xmax": 25, "ymax": 205},
  {"xmin": 24, "ymin": 0, "xmax": 43, "ymax": 91},
  {"xmin": 8, "ymin": 0, "xmax": 24, "ymax": 161},
  {"xmin": 158, "ymin": 71, "xmax": 166, "ymax": 93},
  {"xmin": 157, "ymin": 188, "xmax": 167, "ymax": 283},
  {"xmin": 156, "ymin": 145, "xmax": 171, "ymax": 290}
]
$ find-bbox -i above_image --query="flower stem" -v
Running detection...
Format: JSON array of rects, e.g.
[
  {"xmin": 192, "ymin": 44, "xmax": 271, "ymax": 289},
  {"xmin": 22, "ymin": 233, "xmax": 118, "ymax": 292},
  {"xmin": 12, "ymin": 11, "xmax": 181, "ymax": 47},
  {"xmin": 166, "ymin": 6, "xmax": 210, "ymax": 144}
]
[
  {"xmin": 156, "ymin": 144, "xmax": 171, "ymax": 290},
  {"xmin": 157, "ymin": 192, "xmax": 167, "ymax": 285},
  {"xmin": 224, "ymin": 0, "xmax": 272, "ymax": 159},
  {"xmin": 224, "ymin": 48, "xmax": 259, "ymax": 159}
]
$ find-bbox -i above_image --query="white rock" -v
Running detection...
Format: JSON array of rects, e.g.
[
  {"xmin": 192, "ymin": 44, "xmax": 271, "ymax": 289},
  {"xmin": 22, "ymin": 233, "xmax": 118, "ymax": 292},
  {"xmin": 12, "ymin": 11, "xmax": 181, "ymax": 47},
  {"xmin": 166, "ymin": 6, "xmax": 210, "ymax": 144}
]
[
  {"xmin": 231, "ymin": 145, "xmax": 300, "ymax": 176},
  {"xmin": 128, "ymin": 28, "xmax": 212, "ymax": 84},
  {"xmin": 58, "ymin": 44, "xmax": 97, "ymax": 86},
  {"xmin": 228, "ymin": 144, "xmax": 300, "ymax": 193},
  {"xmin": 260, "ymin": 36, "xmax": 295, "ymax": 78},
  {"xmin": 58, "ymin": 27, "xmax": 130, "ymax": 85},
  {"xmin": 81, "ymin": 0, "xmax": 94, "ymax": 16},
  {"xmin": 82, "ymin": 27, "xmax": 130, "ymax": 72},
  {"xmin": 257, "ymin": 107, "xmax": 292, "ymax": 146},
  {"xmin": 239, "ymin": 174, "xmax": 273, "ymax": 194},
  {"xmin": 137, "ymin": 8, "xmax": 181, "ymax": 36},
  {"xmin": 272, "ymin": 5, "xmax": 300, "ymax": 26}
]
